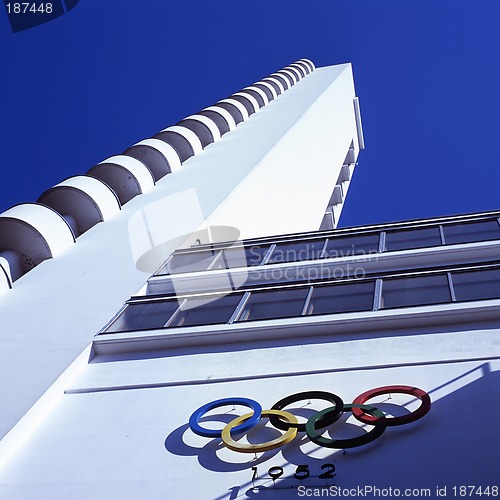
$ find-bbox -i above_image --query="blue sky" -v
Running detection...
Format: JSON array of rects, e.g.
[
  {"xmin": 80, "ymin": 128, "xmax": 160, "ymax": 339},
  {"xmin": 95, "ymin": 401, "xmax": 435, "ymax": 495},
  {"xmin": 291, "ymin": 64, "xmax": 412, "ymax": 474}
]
[{"xmin": 1, "ymin": 0, "xmax": 499, "ymax": 228}]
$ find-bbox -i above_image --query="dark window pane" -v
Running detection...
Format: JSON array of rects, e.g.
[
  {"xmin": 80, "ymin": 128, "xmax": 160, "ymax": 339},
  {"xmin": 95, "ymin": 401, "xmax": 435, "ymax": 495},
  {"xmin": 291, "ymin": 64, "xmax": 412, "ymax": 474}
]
[
  {"xmin": 307, "ymin": 281, "xmax": 375, "ymax": 315},
  {"xmin": 267, "ymin": 240, "xmax": 325, "ymax": 264},
  {"xmin": 166, "ymin": 250, "xmax": 219, "ymax": 274},
  {"xmin": 385, "ymin": 227, "xmax": 442, "ymax": 252},
  {"xmin": 381, "ymin": 274, "xmax": 450, "ymax": 309},
  {"xmin": 443, "ymin": 220, "xmax": 500, "ymax": 245},
  {"xmin": 245, "ymin": 246, "xmax": 270, "ymax": 266},
  {"xmin": 105, "ymin": 301, "xmax": 179, "ymax": 333},
  {"xmin": 237, "ymin": 287, "xmax": 309, "ymax": 322},
  {"xmin": 452, "ymin": 269, "xmax": 500, "ymax": 302},
  {"xmin": 211, "ymin": 245, "xmax": 269, "ymax": 269},
  {"xmin": 168, "ymin": 293, "xmax": 243, "ymax": 327},
  {"xmin": 324, "ymin": 234, "xmax": 379, "ymax": 259}
]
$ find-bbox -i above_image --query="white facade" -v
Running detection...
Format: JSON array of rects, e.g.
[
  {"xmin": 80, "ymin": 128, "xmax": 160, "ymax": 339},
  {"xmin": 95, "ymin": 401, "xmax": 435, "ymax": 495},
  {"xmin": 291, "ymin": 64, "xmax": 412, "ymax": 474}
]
[{"xmin": 0, "ymin": 60, "xmax": 498, "ymax": 499}]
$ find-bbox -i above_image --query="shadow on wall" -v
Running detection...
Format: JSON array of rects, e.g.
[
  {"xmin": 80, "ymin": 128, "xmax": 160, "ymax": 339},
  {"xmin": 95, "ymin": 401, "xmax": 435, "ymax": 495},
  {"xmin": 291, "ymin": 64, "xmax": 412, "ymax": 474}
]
[
  {"xmin": 93, "ymin": 320, "xmax": 500, "ymax": 365},
  {"xmin": 164, "ymin": 363, "xmax": 499, "ymax": 499}
]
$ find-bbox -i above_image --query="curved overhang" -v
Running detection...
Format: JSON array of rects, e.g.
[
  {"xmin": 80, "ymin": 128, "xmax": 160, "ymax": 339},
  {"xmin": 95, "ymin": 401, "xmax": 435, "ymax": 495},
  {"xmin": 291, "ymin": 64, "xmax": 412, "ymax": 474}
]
[
  {"xmin": 280, "ymin": 68, "xmax": 299, "ymax": 85},
  {"xmin": 284, "ymin": 65, "xmax": 303, "ymax": 81},
  {"xmin": 274, "ymin": 70, "xmax": 295, "ymax": 87},
  {"xmin": 179, "ymin": 114, "xmax": 221, "ymax": 146},
  {"xmin": 241, "ymin": 86, "xmax": 269, "ymax": 106},
  {"xmin": 0, "ymin": 254, "xmax": 13, "ymax": 294},
  {"xmin": 0, "ymin": 260, "xmax": 10, "ymax": 293},
  {"xmin": 231, "ymin": 92, "xmax": 260, "ymax": 114},
  {"xmin": 201, "ymin": 106, "xmax": 237, "ymax": 133},
  {"xmin": 252, "ymin": 81, "xmax": 277, "ymax": 101},
  {"xmin": 293, "ymin": 60, "xmax": 313, "ymax": 76},
  {"xmin": 261, "ymin": 77, "xmax": 285, "ymax": 95},
  {"xmin": 214, "ymin": 99, "xmax": 248, "ymax": 124},
  {"xmin": 88, "ymin": 155, "xmax": 155, "ymax": 205},
  {"xmin": 0, "ymin": 58, "xmax": 317, "ymax": 288},
  {"xmin": 155, "ymin": 126, "xmax": 203, "ymax": 161},
  {"xmin": 169, "ymin": 126, "xmax": 204, "ymax": 155},
  {"xmin": 288, "ymin": 63, "xmax": 306, "ymax": 78},
  {"xmin": 298, "ymin": 58, "xmax": 315, "ymax": 72},
  {"xmin": 0, "ymin": 203, "xmax": 75, "ymax": 280},
  {"xmin": 269, "ymin": 73, "xmax": 291, "ymax": 90},
  {"xmin": 38, "ymin": 176, "xmax": 121, "ymax": 237},
  {"xmin": 126, "ymin": 139, "xmax": 180, "ymax": 180},
  {"xmin": 294, "ymin": 59, "xmax": 313, "ymax": 74}
]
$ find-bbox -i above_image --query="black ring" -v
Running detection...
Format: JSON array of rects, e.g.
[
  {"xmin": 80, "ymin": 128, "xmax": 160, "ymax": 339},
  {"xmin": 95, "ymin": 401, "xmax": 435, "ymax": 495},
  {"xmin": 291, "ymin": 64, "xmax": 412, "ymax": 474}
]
[{"xmin": 269, "ymin": 391, "xmax": 344, "ymax": 432}]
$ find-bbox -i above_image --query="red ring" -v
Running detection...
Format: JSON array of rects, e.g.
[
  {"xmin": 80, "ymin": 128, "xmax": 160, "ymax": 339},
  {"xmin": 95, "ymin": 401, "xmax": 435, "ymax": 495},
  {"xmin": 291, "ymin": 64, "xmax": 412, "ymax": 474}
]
[{"xmin": 352, "ymin": 385, "xmax": 431, "ymax": 426}]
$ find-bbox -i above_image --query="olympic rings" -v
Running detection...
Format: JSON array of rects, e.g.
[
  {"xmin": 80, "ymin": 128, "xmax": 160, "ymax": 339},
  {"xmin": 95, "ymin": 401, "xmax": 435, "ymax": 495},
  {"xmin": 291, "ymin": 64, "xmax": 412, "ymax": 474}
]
[
  {"xmin": 188, "ymin": 385, "xmax": 431, "ymax": 452},
  {"xmin": 306, "ymin": 404, "xmax": 386, "ymax": 449},
  {"xmin": 221, "ymin": 410, "xmax": 298, "ymax": 453},
  {"xmin": 351, "ymin": 385, "xmax": 431, "ymax": 426},
  {"xmin": 189, "ymin": 397, "xmax": 263, "ymax": 438},
  {"xmin": 270, "ymin": 391, "xmax": 344, "ymax": 432}
]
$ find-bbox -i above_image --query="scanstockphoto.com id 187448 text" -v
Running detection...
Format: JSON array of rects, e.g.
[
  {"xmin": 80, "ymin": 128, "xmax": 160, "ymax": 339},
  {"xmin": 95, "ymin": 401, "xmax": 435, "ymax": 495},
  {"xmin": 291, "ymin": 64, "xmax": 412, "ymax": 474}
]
[{"xmin": 297, "ymin": 484, "xmax": 499, "ymax": 497}]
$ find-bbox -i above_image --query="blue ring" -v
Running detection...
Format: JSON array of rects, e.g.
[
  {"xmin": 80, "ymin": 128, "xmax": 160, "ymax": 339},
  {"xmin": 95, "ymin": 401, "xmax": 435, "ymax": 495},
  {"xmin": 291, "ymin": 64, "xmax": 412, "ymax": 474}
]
[{"xmin": 189, "ymin": 397, "xmax": 262, "ymax": 438}]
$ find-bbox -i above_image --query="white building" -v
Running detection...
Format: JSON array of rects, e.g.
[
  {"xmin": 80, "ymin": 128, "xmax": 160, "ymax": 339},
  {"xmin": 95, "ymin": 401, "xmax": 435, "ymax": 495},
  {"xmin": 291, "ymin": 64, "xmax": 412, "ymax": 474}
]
[{"xmin": 0, "ymin": 60, "xmax": 498, "ymax": 499}]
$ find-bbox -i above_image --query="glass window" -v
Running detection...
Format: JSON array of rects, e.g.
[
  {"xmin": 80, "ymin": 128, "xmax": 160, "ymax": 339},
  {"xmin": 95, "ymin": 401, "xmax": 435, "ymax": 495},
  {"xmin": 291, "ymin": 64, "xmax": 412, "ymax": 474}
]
[
  {"xmin": 267, "ymin": 240, "xmax": 325, "ymax": 264},
  {"xmin": 324, "ymin": 234, "xmax": 379, "ymax": 259},
  {"xmin": 385, "ymin": 227, "xmax": 442, "ymax": 252},
  {"xmin": 442, "ymin": 220, "xmax": 500, "ymax": 245},
  {"xmin": 236, "ymin": 287, "xmax": 310, "ymax": 322},
  {"xmin": 165, "ymin": 250, "xmax": 219, "ymax": 275},
  {"xmin": 104, "ymin": 301, "xmax": 179, "ymax": 333},
  {"xmin": 245, "ymin": 245, "xmax": 270, "ymax": 266},
  {"xmin": 452, "ymin": 268, "xmax": 500, "ymax": 302},
  {"xmin": 167, "ymin": 293, "xmax": 244, "ymax": 328},
  {"xmin": 381, "ymin": 274, "xmax": 450, "ymax": 309},
  {"xmin": 306, "ymin": 281, "xmax": 375, "ymax": 315},
  {"xmin": 211, "ymin": 245, "xmax": 269, "ymax": 269}
]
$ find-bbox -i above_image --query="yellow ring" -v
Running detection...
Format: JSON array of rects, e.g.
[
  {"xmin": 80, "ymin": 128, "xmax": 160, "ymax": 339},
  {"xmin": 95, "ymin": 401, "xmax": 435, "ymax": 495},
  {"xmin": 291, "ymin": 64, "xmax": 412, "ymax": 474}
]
[{"xmin": 221, "ymin": 409, "xmax": 298, "ymax": 453}]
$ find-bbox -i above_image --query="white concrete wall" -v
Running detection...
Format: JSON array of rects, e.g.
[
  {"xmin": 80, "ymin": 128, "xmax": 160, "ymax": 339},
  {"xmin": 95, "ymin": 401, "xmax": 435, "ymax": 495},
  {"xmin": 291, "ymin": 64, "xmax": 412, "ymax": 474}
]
[
  {"xmin": 0, "ymin": 64, "xmax": 360, "ymax": 441},
  {"xmin": 1, "ymin": 58, "xmax": 497, "ymax": 499},
  {"xmin": 201, "ymin": 64, "xmax": 359, "ymax": 239},
  {"xmin": 0, "ymin": 317, "xmax": 498, "ymax": 499}
]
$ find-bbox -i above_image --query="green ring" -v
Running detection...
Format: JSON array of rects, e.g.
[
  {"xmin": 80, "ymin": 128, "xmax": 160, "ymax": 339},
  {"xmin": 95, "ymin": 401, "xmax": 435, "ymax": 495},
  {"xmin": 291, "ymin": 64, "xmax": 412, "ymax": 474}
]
[{"xmin": 305, "ymin": 404, "xmax": 386, "ymax": 449}]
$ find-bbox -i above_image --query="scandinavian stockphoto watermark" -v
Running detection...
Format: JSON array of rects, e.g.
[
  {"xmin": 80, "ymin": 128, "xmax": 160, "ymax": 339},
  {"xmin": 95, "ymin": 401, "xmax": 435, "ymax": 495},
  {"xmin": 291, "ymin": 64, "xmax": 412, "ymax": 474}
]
[
  {"xmin": 247, "ymin": 260, "xmax": 369, "ymax": 283},
  {"xmin": 128, "ymin": 188, "xmax": 378, "ymax": 309},
  {"xmin": 258, "ymin": 245, "xmax": 378, "ymax": 266},
  {"xmin": 244, "ymin": 241, "xmax": 376, "ymax": 286},
  {"xmin": 127, "ymin": 189, "xmax": 248, "ymax": 310}
]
